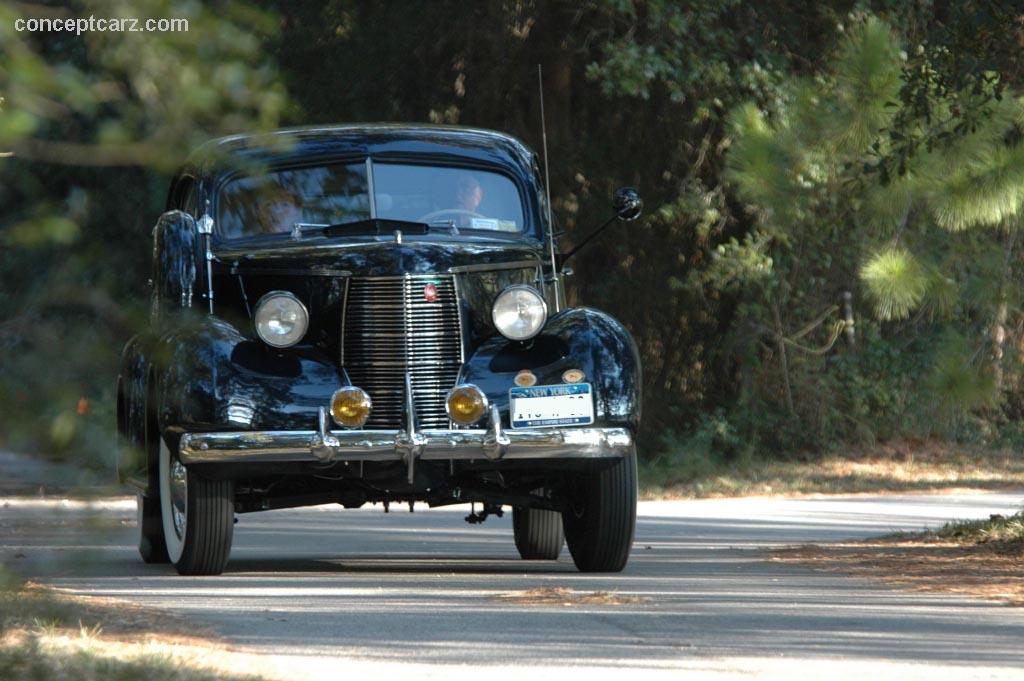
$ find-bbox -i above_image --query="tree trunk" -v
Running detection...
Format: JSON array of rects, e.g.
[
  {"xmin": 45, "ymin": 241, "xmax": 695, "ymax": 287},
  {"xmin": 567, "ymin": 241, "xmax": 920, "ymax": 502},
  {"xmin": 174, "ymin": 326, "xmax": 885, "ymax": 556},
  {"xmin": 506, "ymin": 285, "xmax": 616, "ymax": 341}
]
[
  {"xmin": 992, "ymin": 300, "xmax": 1008, "ymax": 392},
  {"xmin": 772, "ymin": 297, "xmax": 795, "ymax": 416},
  {"xmin": 992, "ymin": 228, "xmax": 1018, "ymax": 392}
]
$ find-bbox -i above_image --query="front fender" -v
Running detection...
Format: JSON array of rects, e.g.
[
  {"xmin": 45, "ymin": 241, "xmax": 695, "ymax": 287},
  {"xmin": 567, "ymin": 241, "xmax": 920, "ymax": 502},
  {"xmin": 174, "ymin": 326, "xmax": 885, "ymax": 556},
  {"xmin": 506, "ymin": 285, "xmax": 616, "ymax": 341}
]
[
  {"xmin": 460, "ymin": 307, "xmax": 641, "ymax": 430},
  {"xmin": 154, "ymin": 316, "xmax": 345, "ymax": 434},
  {"xmin": 117, "ymin": 332, "xmax": 156, "ymax": 485}
]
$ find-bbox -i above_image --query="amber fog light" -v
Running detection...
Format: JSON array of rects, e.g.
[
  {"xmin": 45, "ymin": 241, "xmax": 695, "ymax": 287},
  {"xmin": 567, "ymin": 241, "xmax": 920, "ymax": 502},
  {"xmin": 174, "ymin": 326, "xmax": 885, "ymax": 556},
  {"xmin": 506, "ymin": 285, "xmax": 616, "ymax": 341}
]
[
  {"xmin": 331, "ymin": 387, "xmax": 372, "ymax": 428},
  {"xmin": 446, "ymin": 384, "xmax": 488, "ymax": 425}
]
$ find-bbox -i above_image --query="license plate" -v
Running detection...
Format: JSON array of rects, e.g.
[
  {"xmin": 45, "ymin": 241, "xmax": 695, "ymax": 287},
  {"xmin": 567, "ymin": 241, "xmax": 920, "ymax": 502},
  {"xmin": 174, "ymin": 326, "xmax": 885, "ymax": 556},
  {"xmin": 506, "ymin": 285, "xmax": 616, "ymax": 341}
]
[{"xmin": 509, "ymin": 383, "xmax": 594, "ymax": 428}]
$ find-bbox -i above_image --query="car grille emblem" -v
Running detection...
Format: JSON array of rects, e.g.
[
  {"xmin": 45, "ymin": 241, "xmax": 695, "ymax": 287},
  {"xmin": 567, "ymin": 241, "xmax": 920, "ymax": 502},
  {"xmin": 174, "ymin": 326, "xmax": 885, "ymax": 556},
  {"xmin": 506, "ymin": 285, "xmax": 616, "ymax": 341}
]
[{"xmin": 423, "ymin": 283, "xmax": 438, "ymax": 303}]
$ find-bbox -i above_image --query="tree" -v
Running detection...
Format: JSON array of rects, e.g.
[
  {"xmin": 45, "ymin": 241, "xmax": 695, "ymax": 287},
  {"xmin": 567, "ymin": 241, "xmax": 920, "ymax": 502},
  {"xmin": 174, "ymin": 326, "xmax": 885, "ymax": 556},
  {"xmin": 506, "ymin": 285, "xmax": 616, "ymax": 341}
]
[
  {"xmin": 0, "ymin": 0, "xmax": 288, "ymax": 463},
  {"xmin": 726, "ymin": 14, "xmax": 1024, "ymax": 446}
]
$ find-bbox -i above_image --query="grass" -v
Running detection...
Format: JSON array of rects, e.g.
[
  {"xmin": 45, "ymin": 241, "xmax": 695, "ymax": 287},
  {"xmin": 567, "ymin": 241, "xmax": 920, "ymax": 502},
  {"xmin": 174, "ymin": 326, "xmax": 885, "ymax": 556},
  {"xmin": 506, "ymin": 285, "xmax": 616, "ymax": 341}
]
[
  {"xmin": 640, "ymin": 439, "xmax": 1024, "ymax": 499},
  {"xmin": 0, "ymin": 565, "xmax": 274, "ymax": 681},
  {"xmin": 927, "ymin": 510, "xmax": 1024, "ymax": 544},
  {"xmin": 0, "ymin": 633, "xmax": 271, "ymax": 681}
]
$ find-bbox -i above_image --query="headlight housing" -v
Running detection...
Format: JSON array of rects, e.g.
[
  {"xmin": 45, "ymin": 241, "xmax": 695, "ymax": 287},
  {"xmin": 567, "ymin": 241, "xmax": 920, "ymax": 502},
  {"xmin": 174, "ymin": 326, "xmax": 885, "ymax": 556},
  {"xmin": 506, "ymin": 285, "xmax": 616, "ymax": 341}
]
[
  {"xmin": 492, "ymin": 285, "xmax": 547, "ymax": 341},
  {"xmin": 254, "ymin": 291, "xmax": 308, "ymax": 348}
]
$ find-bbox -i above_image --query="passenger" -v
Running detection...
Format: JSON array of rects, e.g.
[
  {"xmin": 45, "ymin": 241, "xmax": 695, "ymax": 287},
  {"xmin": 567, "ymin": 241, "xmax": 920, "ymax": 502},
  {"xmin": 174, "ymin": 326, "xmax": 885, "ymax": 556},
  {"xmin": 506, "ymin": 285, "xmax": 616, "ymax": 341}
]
[{"xmin": 255, "ymin": 184, "xmax": 303, "ymax": 234}]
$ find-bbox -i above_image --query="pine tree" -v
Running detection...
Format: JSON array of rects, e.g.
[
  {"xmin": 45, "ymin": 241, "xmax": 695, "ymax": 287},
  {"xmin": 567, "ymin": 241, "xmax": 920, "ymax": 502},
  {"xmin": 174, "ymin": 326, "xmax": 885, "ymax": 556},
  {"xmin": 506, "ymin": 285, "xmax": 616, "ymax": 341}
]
[{"xmin": 725, "ymin": 15, "xmax": 1024, "ymax": 436}]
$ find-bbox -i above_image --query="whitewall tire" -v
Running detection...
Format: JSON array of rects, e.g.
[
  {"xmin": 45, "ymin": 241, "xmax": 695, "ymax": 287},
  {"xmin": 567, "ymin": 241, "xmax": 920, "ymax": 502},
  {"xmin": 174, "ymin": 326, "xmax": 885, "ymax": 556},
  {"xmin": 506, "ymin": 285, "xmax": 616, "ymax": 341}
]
[{"xmin": 158, "ymin": 437, "xmax": 235, "ymax": 575}]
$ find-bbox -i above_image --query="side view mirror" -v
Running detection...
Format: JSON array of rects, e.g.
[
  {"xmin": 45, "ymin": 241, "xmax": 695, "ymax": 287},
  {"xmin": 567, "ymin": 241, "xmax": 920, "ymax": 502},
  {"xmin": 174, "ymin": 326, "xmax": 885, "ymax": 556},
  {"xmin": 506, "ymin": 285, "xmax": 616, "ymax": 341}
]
[
  {"xmin": 559, "ymin": 187, "xmax": 643, "ymax": 266},
  {"xmin": 613, "ymin": 187, "xmax": 642, "ymax": 221}
]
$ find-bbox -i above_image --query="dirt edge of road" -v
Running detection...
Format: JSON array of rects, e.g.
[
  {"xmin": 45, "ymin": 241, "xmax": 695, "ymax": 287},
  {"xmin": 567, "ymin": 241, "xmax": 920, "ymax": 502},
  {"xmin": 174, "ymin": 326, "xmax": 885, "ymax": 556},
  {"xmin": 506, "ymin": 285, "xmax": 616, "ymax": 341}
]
[{"xmin": 771, "ymin": 516, "xmax": 1024, "ymax": 607}]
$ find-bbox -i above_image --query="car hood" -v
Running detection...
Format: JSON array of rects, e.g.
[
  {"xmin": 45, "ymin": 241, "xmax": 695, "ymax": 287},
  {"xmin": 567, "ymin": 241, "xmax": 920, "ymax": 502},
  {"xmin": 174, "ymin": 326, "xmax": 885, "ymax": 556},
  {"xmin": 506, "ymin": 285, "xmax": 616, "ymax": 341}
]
[{"xmin": 216, "ymin": 236, "xmax": 544, "ymax": 277}]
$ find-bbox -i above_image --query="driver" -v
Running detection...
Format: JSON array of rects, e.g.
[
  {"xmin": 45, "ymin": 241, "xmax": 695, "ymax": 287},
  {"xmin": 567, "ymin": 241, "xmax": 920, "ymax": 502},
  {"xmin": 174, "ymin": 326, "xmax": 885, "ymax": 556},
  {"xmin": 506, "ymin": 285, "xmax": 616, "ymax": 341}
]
[
  {"xmin": 454, "ymin": 174, "xmax": 484, "ymax": 213},
  {"xmin": 421, "ymin": 172, "xmax": 493, "ymax": 229}
]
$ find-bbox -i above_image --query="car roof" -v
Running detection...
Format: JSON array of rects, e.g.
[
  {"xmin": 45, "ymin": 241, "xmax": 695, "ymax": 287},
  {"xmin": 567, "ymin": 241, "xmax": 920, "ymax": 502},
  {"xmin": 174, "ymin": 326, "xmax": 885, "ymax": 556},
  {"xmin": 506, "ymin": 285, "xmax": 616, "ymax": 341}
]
[{"xmin": 187, "ymin": 124, "xmax": 538, "ymax": 178}]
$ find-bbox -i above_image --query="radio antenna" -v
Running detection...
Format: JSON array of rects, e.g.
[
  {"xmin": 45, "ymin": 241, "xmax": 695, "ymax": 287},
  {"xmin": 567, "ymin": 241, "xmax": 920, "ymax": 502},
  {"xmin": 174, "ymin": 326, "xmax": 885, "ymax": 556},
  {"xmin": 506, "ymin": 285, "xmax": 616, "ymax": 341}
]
[{"xmin": 537, "ymin": 63, "xmax": 561, "ymax": 311}]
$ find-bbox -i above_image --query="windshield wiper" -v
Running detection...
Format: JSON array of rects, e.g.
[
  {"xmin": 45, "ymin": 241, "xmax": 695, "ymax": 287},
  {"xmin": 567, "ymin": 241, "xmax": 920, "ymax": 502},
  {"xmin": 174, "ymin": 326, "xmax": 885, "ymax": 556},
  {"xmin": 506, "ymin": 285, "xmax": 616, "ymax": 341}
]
[
  {"xmin": 426, "ymin": 219, "xmax": 459, "ymax": 235},
  {"xmin": 320, "ymin": 218, "xmax": 431, "ymax": 237},
  {"xmin": 307, "ymin": 219, "xmax": 460, "ymax": 240}
]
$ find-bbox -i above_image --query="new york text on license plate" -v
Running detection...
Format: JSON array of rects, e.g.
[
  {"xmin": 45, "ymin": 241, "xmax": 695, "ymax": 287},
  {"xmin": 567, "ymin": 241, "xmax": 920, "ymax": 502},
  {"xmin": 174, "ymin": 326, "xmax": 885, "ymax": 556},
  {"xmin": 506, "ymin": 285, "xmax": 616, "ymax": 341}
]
[{"xmin": 509, "ymin": 383, "xmax": 594, "ymax": 428}]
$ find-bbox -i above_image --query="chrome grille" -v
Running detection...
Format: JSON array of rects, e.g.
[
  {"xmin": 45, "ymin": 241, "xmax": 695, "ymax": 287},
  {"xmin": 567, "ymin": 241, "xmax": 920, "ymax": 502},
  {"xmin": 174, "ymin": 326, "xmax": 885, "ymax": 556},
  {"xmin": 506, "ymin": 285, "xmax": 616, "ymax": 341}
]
[{"xmin": 341, "ymin": 275, "xmax": 463, "ymax": 429}]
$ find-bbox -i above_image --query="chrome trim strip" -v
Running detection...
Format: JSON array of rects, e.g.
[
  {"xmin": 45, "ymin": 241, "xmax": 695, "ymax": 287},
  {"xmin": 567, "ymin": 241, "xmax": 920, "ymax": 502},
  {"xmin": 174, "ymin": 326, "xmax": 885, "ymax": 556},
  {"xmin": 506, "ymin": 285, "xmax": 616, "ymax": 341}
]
[
  {"xmin": 447, "ymin": 260, "xmax": 542, "ymax": 274},
  {"xmin": 349, "ymin": 359, "xmax": 462, "ymax": 368},
  {"xmin": 450, "ymin": 270, "xmax": 467, "ymax": 364},
  {"xmin": 401, "ymin": 273, "xmax": 412, "ymax": 368},
  {"xmin": 345, "ymin": 273, "xmax": 458, "ymax": 281},
  {"xmin": 178, "ymin": 426, "xmax": 633, "ymax": 465},
  {"xmin": 230, "ymin": 266, "xmax": 353, "ymax": 277},
  {"xmin": 339, "ymin": 275, "xmax": 350, "ymax": 365}
]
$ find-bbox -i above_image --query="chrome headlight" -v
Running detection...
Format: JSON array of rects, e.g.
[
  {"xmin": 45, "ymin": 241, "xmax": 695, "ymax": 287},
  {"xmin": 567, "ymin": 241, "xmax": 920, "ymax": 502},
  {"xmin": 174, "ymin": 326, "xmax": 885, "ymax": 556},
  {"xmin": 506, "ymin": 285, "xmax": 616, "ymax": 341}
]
[
  {"xmin": 254, "ymin": 291, "xmax": 308, "ymax": 348},
  {"xmin": 492, "ymin": 285, "xmax": 547, "ymax": 341}
]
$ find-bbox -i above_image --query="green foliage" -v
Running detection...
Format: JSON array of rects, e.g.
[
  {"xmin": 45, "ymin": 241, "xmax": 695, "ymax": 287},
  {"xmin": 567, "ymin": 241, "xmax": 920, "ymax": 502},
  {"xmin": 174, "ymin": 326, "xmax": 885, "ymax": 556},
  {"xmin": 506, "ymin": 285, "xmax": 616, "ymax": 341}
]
[
  {"xmin": 928, "ymin": 333, "xmax": 999, "ymax": 414},
  {"xmin": 724, "ymin": 329, "xmax": 930, "ymax": 453},
  {"xmin": 699, "ymin": 232, "xmax": 774, "ymax": 292},
  {"xmin": 648, "ymin": 409, "xmax": 754, "ymax": 486},
  {"xmin": 860, "ymin": 248, "xmax": 929, "ymax": 320},
  {"xmin": 0, "ymin": 0, "xmax": 287, "ymax": 169},
  {"xmin": 584, "ymin": 0, "xmax": 766, "ymax": 114},
  {"xmin": 873, "ymin": 1, "xmax": 1024, "ymax": 183},
  {"xmin": 725, "ymin": 103, "xmax": 805, "ymax": 225},
  {"xmin": 931, "ymin": 511, "xmax": 1024, "ymax": 544},
  {"xmin": 929, "ymin": 138, "xmax": 1024, "ymax": 231},
  {"xmin": 725, "ymin": 11, "xmax": 1024, "ymax": 450},
  {"xmin": 0, "ymin": 2, "xmax": 287, "ymax": 465},
  {"xmin": 829, "ymin": 16, "xmax": 902, "ymax": 150}
]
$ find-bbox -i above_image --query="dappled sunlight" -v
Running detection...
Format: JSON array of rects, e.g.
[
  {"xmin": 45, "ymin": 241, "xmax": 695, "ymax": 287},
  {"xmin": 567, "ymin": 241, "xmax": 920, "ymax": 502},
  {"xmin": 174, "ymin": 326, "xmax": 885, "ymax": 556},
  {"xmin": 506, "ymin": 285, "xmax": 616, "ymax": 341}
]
[{"xmin": 2, "ymin": 494, "xmax": 1021, "ymax": 670}]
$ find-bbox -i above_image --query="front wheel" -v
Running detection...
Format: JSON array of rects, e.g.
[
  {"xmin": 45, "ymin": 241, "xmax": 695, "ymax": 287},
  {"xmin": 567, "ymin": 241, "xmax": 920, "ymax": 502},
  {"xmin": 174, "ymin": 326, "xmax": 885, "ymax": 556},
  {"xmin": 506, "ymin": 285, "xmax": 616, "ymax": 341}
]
[
  {"xmin": 159, "ymin": 437, "xmax": 235, "ymax": 575},
  {"xmin": 562, "ymin": 451, "xmax": 637, "ymax": 572}
]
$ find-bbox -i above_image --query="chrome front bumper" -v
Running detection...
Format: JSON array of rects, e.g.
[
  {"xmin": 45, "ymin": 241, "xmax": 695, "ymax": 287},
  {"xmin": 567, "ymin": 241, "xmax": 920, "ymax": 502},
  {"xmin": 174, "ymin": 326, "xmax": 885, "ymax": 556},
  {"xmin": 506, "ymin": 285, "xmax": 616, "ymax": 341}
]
[{"xmin": 178, "ymin": 405, "xmax": 633, "ymax": 483}]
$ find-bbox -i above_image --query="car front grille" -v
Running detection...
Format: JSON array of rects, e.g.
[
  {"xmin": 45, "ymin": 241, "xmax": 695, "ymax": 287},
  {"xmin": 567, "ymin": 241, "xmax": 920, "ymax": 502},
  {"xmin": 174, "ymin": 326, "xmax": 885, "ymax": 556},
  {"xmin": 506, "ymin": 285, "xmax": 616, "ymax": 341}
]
[{"xmin": 341, "ymin": 274, "xmax": 463, "ymax": 429}]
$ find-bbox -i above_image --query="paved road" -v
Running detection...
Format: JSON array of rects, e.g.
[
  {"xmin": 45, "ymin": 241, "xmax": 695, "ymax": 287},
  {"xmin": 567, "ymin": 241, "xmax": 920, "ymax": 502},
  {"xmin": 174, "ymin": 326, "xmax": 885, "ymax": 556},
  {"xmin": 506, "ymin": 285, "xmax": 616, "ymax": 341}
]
[{"xmin": 2, "ymin": 490, "xmax": 1023, "ymax": 680}]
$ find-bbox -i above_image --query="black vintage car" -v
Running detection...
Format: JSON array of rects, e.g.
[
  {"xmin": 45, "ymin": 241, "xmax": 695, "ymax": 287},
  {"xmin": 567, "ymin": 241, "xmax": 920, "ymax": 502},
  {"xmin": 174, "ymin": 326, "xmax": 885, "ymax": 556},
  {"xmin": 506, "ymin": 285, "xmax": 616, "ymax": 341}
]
[{"xmin": 117, "ymin": 124, "xmax": 642, "ymax": 575}]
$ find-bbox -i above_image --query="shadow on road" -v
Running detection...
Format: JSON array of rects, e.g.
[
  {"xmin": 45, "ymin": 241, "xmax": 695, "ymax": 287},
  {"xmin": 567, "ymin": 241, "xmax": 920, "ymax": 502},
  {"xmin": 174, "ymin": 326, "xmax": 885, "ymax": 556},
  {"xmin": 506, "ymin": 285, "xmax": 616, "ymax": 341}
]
[{"xmin": 3, "ymin": 495, "xmax": 1023, "ymax": 669}]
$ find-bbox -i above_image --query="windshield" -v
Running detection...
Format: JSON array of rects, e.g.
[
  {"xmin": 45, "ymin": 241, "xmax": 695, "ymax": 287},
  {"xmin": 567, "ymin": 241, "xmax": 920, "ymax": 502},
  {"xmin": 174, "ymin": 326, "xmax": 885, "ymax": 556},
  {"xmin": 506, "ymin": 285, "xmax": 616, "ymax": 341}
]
[{"xmin": 217, "ymin": 161, "xmax": 526, "ymax": 240}]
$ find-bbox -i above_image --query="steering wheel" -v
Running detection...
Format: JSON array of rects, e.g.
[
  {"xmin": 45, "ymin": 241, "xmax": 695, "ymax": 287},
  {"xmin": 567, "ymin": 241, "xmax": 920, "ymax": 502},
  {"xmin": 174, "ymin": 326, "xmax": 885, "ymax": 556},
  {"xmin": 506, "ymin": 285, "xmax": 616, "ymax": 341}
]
[{"xmin": 416, "ymin": 208, "xmax": 486, "ymax": 223}]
